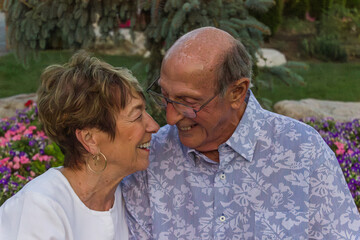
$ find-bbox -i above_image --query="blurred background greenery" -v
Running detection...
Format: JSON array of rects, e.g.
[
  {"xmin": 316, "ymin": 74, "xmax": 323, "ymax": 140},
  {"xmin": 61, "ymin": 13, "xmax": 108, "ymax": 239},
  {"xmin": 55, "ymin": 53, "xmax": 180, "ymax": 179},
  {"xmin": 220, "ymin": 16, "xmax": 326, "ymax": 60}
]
[{"xmin": 0, "ymin": 0, "xmax": 359, "ymax": 126}]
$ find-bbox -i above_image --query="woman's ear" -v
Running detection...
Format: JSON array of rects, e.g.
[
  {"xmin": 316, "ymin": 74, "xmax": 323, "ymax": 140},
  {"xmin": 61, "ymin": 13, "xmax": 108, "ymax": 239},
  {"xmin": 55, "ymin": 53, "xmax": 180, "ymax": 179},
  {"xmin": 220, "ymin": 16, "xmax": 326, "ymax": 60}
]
[
  {"xmin": 227, "ymin": 78, "xmax": 250, "ymax": 109},
  {"xmin": 75, "ymin": 129, "xmax": 98, "ymax": 155}
]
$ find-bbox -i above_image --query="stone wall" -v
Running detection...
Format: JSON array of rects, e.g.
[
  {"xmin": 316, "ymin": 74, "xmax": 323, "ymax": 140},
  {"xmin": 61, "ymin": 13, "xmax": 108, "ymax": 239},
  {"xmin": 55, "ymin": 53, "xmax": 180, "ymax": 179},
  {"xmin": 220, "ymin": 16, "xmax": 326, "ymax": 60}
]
[
  {"xmin": 0, "ymin": 93, "xmax": 37, "ymax": 119},
  {"xmin": 274, "ymin": 99, "xmax": 360, "ymax": 122}
]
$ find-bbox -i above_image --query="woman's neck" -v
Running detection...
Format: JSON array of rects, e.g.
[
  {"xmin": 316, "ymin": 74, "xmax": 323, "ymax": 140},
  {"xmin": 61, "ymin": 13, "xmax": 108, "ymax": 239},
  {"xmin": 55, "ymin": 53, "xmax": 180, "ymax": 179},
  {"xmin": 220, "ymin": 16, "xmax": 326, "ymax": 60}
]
[{"xmin": 60, "ymin": 167, "xmax": 122, "ymax": 211}]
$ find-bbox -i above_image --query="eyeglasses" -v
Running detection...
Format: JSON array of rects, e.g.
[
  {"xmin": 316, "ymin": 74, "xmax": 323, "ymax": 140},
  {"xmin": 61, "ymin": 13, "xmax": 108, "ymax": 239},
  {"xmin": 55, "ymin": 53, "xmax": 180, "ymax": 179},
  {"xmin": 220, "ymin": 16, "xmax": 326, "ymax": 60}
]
[{"xmin": 146, "ymin": 78, "xmax": 218, "ymax": 119}]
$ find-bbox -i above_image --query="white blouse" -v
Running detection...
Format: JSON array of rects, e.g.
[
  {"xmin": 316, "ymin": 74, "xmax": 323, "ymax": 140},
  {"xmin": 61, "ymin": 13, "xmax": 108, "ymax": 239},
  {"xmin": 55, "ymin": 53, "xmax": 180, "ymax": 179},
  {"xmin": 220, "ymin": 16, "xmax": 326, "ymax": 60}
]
[{"xmin": 0, "ymin": 167, "xmax": 129, "ymax": 240}]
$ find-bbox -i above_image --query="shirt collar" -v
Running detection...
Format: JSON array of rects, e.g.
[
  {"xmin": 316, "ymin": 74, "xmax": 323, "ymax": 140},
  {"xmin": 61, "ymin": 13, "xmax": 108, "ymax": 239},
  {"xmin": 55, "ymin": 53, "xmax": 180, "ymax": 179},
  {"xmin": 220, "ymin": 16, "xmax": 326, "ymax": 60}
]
[{"xmin": 224, "ymin": 89, "xmax": 264, "ymax": 162}]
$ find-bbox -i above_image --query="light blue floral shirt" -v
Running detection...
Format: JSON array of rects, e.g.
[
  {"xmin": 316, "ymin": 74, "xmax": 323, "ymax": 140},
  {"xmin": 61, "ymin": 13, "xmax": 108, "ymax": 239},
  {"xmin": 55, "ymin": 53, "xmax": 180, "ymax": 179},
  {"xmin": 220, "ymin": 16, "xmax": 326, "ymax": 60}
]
[{"xmin": 122, "ymin": 90, "xmax": 360, "ymax": 240}]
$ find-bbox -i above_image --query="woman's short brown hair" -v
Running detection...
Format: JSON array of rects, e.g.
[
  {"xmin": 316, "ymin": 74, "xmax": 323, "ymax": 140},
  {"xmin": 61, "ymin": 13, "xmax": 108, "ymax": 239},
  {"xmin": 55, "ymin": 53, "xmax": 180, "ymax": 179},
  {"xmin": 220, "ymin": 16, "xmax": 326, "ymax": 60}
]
[{"xmin": 37, "ymin": 51, "xmax": 143, "ymax": 170}]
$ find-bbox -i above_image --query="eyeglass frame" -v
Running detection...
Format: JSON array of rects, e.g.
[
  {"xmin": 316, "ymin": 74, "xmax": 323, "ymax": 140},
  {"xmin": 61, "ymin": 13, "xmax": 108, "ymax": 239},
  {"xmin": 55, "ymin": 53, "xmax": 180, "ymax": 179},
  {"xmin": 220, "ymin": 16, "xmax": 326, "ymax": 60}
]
[{"xmin": 146, "ymin": 78, "xmax": 218, "ymax": 119}]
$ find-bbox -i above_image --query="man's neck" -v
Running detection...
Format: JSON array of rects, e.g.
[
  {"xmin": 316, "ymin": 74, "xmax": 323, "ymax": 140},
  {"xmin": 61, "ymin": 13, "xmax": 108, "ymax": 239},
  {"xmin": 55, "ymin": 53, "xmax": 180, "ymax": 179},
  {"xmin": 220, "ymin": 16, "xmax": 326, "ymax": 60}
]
[
  {"xmin": 201, "ymin": 150, "xmax": 220, "ymax": 162},
  {"xmin": 198, "ymin": 101, "xmax": 247, "ymax": 163}
]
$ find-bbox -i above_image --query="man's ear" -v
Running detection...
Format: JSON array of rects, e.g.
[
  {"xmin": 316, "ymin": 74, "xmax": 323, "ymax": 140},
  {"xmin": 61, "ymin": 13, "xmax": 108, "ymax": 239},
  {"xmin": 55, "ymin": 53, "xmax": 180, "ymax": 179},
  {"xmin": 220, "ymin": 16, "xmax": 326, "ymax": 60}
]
[
  {"xmin": 75, "ymin": 129, "xmax": 98, "ymax": 155},
  {"xmin": 227, "ymin": 78, "xmax": 250, "ymax": 109}
]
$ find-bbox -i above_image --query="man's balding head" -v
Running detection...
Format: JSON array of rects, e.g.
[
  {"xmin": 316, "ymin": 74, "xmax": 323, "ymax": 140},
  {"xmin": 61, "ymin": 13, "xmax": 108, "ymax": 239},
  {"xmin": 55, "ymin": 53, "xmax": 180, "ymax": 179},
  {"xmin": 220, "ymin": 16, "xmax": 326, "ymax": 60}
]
[
  {"xmin": 164, "ymin": 27, "xmax": 234, "ymax": 71},
  {"xmin": 162, "ymin": 27, "xmax": 252, "ymax": 95}
]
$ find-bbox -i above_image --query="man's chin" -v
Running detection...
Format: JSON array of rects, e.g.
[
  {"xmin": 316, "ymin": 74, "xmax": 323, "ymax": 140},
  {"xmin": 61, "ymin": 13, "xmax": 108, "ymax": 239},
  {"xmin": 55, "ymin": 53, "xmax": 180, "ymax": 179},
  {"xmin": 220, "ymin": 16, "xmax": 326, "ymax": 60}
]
[{"xmin": 178, "ymin": 135, "xmax": 201, "ymax": 149}]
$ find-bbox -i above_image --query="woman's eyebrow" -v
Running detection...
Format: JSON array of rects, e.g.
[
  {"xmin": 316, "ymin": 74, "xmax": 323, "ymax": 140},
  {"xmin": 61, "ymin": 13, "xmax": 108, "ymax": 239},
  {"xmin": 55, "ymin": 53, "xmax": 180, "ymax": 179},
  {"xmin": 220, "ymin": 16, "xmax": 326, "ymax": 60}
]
[{"xmin": 127, "ymin": 103, "xmax": 144, "ymax": 117}]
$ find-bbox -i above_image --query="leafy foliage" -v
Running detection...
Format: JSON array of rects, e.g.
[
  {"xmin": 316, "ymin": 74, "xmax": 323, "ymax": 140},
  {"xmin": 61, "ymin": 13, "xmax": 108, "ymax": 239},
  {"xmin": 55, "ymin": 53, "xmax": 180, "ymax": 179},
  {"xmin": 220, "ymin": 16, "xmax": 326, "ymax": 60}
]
[
  {"xmin": 3, "ymin": 0, "xmax": 134, "ymax": 64},
  {"xmin": 4, "ymin": 0, "xmax": 274, "ymax": 78},
  {"xmin": 301, "ymin": 4, "xmax": 360, "ymax": 61},
  {"xmin": 251, "ymin": 0, "xmax": 285, "ymax": 37}
]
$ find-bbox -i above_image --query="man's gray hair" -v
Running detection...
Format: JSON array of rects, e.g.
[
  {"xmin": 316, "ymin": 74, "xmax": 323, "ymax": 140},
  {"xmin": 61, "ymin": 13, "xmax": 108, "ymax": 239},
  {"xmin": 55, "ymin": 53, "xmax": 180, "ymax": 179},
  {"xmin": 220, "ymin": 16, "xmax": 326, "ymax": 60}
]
[{"xmin": 217, "ymin": 40, "xmax": 252, "ymax": 96}]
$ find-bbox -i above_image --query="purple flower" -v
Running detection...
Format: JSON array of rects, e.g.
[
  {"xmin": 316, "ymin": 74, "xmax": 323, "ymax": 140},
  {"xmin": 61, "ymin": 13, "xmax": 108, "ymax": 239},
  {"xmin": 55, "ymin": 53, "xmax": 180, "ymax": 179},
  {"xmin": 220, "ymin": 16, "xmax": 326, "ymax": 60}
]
[
  {"xmin": 0, "ymin": 166, "xmax": 10, "ymax": 174},
  {"xmin": 0, "ymin": 178, "xmax": 9, "ymax": 185},
  {"xmin": 10, "ymin": 181, "xmax": 19, "ymax": 187}
]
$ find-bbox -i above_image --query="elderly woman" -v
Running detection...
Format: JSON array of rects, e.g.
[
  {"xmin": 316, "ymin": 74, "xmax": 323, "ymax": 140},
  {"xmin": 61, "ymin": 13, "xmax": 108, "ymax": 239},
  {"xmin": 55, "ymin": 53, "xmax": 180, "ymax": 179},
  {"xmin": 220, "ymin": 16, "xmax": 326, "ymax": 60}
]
[{"xmin": 0, "ymin": 51, "xmax": 159, "ymax": 239}]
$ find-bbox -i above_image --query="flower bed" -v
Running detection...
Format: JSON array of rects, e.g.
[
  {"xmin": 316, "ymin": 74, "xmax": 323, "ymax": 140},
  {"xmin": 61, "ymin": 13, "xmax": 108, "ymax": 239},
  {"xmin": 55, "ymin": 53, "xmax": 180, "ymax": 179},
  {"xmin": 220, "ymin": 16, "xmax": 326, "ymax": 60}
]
[
  {"xmin": 0, "ymin": 101, "xmax": 64, "ymax": 205},
  {"xmin": 303, "ymin": 117, "xmax": 360, "ymax": 211}
]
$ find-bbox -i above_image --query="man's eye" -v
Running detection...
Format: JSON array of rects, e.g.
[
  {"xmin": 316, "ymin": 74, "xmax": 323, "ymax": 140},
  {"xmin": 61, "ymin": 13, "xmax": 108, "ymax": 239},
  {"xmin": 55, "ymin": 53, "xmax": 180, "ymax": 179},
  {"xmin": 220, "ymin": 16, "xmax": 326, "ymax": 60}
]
[{"xmin": 184, "ymin": 101, "xmax": 199, "ymax": 108}]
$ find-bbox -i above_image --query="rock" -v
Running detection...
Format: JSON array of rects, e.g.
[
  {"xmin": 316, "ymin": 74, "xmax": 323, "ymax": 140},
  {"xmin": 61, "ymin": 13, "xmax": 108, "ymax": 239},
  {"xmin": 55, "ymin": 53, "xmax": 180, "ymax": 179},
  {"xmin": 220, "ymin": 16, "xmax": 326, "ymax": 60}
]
[
  {"xmin": 256, "ymin": 48, "xmax": 287, "ymax": 67},
  {"xmin": 0, "ymin": 93, "xmax": 37, "ymax": 119},
  {"xmin": 274, "ymin": 99, "xmax": 360, "ymax": 122}
]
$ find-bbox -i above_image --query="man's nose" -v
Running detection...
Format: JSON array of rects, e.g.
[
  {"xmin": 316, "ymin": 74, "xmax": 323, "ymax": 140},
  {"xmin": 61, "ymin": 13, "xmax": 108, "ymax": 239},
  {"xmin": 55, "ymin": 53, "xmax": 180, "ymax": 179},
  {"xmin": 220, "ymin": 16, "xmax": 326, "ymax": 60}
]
[{"xmin": 166, "ymin": 102, "xmax": 184, "ymax": 125}]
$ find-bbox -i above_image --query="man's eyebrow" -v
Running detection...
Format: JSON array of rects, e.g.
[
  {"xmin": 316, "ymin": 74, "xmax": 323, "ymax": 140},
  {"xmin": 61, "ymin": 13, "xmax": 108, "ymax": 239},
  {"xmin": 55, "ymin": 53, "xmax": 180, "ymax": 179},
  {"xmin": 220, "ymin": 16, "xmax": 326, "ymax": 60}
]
[
  {"xmin": 158, "ymin": 78, "xmax": 203, "ymax": 101},
  {"xmin": 160, "ymin": 85, "xmax": 202, "ymax": 101}
]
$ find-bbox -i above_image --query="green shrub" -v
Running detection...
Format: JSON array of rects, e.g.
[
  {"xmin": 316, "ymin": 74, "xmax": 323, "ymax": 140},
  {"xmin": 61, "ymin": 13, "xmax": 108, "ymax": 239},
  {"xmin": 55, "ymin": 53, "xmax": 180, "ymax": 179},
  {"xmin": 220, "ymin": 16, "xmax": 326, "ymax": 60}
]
[
  {"xmin": 282, "ymin": 0, "xmax": 309, "ymax": 19},
  {"xmin": 251, "ymin": 0, "xmax": 284, "ymax": 36},
  {"xmin": 301, "ymin": 3, "xmax": 360, "ymax": 61},
  {"xmin": 346, "ymin": 0, "xmax": 360, "ymax": 9},
  {"xmin": 301, "ymin": 36, "xmax": 348, "ymax": 62}
]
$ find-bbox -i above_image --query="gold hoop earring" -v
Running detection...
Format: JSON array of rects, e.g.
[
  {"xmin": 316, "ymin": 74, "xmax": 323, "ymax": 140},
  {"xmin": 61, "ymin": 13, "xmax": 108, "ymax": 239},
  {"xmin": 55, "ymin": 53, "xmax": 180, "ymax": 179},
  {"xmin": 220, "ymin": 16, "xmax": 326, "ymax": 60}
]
[{"xmin": 86, "ymin": 151, "xmax": 107, "ymax": 174}]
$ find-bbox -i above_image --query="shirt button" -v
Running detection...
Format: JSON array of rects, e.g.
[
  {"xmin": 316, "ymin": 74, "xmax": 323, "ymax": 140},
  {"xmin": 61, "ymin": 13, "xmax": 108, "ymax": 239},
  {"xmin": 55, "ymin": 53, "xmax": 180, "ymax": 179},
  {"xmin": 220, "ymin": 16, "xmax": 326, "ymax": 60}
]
[
  {"xmin": 219, "ymin": 215, "xmax": 226, "ymax": 222},
  {"xmin": 220, "ymin": 173, "xmax": 226, "ymax": 180}
]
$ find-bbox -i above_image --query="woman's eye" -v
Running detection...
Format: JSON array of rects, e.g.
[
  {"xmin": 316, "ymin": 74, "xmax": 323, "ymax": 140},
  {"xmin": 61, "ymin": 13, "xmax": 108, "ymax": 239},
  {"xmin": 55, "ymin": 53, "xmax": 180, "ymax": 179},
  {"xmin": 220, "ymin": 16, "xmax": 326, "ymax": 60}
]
[{"xmin": 134, "ymin": 114, "xmax": 143, "ymax": 121}]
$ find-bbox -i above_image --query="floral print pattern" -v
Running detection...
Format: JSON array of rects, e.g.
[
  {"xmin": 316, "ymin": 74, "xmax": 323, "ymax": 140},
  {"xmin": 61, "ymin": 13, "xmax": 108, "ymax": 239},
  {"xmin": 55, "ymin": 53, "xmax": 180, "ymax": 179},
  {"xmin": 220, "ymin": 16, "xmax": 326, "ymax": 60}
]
[{"xmin": 122, "ymin": 91, "xmax": 360, "ymax": 240}]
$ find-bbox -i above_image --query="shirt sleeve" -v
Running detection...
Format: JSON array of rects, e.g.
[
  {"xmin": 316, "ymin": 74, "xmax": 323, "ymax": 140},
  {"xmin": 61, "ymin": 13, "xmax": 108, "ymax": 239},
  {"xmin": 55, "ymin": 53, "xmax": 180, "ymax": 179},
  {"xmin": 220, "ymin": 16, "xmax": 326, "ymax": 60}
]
[
  {"xmin": 122, "ymin": 170, "xmax": 152, "ymax": 240},
  {"xmin": 0, "ymin": 191, "xmax": 71, "ymax": 240},
  {"xmin": 308, "ymin": 146, "xmax": 360, "ymax": 239}
]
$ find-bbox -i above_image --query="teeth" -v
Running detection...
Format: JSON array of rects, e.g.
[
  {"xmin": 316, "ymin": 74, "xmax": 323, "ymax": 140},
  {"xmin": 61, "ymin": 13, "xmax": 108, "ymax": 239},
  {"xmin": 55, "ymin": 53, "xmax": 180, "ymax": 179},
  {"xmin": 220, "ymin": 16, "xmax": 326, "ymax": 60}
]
[
  {"xmin": 179, "ymin": 126, "xmax": 191, "ymax": 131},
  {"xmin": 137, "ymin": 142, "xmax": 150, "ymax": 149}
]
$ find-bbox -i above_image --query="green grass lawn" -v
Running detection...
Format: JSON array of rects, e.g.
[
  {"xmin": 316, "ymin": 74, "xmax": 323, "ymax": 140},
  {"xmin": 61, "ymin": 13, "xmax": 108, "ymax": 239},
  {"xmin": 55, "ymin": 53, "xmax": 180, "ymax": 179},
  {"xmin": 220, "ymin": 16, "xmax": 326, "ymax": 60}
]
[
  {"xmin": 0, "ymin": 50, "xmax": 146, "ymax": 98},
  {"xmin": 258, "ymin": 62, "xmax": 360, "ymax": 104},
  {"xmin": 0, "ymin": 50, "xmax": 359, "ymax": 107}
]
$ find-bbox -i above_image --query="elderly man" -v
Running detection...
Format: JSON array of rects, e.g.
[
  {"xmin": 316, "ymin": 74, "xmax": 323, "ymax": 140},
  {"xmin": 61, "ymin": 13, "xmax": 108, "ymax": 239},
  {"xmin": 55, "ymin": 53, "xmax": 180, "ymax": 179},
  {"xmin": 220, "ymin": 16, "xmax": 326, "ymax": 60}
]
[{"xmin": 122, "ymin": 27, "xmax": 360, "ymax": 239}]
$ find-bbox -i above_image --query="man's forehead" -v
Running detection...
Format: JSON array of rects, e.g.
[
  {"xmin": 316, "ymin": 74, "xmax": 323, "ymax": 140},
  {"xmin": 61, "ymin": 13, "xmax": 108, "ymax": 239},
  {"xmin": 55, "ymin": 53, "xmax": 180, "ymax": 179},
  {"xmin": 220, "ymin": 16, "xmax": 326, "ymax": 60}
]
[{"xmin": 166, "ymin": 27, "xmax": 233, "ymax": 57}]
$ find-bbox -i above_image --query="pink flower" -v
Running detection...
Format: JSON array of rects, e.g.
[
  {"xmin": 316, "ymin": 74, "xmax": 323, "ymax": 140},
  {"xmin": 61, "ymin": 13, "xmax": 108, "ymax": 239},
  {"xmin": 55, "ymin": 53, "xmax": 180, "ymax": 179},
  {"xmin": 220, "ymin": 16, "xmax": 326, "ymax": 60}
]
[
  {"xmin": 13, "ymin": 156, "xmax": 20, "ymax": 163},
  {"xmin": 39, "ymin": 155, "xmax": 52, "ymax": 162},
  {"xmin": 16, "ymin": 125, "xmax": 26, "ymax": 134},
  {"xmin": 5, "ymin": 130, "xmax": 16, "ymax": 139},
  {"xmin": 32, "ymin": 154, "xmax": 52, "ymax": 162},
  {"xmin": 24, "ymin": 126, "xmax": 37, "ymax": 135},
  {"xmin": 347, "ymin": 149, "xmax": 354, "ymax": 156},
  {"xmin": 16, "ymin": 174, "xmax": 26, "ymax": 180},
  {"xmin": 13, "ymin": 162, "xmax": 20, "ymax": 170},
  {"xmin": 0, "ymin": 157, "xmax": 10, "ymax": 166},
  {"xmin": 305, "ymin": 12, "xmax": 315, "ymax": 22},
  {"xmin": 7, "ymin": 161, "xmax": 13, "ymax": 168},
  {"xmin": 30, "ymin": 171, "xmax": 35, "ymax": 177},
  {"xmin": 12, "ymin": 134, "xmax": 22, "ymax": 141},
  {"xmin": 334, "ymin": 141, "xmax": 345, "ymax": 155},
  {"xmin": 35, "ymin": 131, "xmax": 47, "ymax": 138},
  {"xmin": 0, "ymin": 137, "xmax": 8, "ymax": 147},
  {"xmin": 19, "ymin": 156, "xmax": 30, "ymax": 164},
  {"xmin": 32, "ymin": 153, "xmax": 40, "ymax": 161}
]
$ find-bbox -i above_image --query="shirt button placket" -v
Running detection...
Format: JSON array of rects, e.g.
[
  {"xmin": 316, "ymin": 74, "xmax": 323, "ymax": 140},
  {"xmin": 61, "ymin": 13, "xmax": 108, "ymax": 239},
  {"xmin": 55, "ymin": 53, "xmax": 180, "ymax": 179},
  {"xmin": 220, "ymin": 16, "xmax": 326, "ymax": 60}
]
[{"xmin": 220, "ymin": 173, "xmax": 226, "ymax": 180}]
